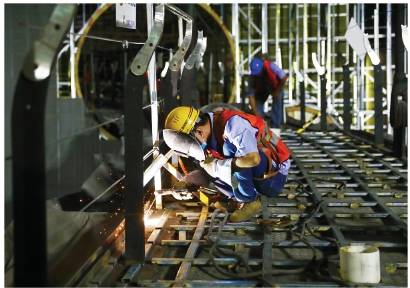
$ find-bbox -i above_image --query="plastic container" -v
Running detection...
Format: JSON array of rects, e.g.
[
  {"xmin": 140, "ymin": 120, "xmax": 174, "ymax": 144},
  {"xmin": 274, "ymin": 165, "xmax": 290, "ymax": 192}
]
[{"xmin": 339, "ymin": 244, "xmax": 381, "ymax": 284}]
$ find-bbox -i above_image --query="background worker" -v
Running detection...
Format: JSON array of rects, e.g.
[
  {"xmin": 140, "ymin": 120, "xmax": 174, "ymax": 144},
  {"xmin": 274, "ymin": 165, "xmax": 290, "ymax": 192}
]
[
  {"xmin": 247, "ymin": 54, "xmax": 288, "ymax": 135},
  {"xmin": 164, "ymin": 106, "xmax": 291, "ymax": 222}
]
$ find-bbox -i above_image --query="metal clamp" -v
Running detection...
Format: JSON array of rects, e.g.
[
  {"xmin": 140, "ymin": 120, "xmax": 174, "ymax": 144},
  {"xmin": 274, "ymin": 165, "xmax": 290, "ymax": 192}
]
[
  {"xmin": 311, "ymin": 52, "xmax": 325, "ymax": 76},
  {"xmin": 22, "ymin": 5, "xmax": 77, "ymax": 81},
  {"xmin": 166, "ymin": 4, "xmax": 193, "ymax": 72},
  {"xmin": 185, "ymin": 30, "xmax": 207, "ymax": 70},
  {"xmin": 130, "ymin": 4, "xmax": 165, "ymax": 76},
  {"xmin": 292, "ymin": 61, "xmax": 304, "ymax": 83}
]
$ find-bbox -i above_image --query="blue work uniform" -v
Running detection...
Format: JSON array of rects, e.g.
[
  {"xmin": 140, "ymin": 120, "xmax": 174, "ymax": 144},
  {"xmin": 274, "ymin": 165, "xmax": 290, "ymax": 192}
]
[
  {"xmin": 207, "ymin": 112, "xmax": 290, "ymax": 202},
  {"xmin": 248, "ymin": 62, "xmax": 287, "ymax": 128}
]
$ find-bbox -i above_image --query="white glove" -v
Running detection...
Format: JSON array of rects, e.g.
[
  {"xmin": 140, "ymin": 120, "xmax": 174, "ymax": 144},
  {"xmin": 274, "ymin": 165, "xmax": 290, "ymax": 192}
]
[{"xmin": 200, "ymin": 158, "xmax": 233, "ymax": 179}]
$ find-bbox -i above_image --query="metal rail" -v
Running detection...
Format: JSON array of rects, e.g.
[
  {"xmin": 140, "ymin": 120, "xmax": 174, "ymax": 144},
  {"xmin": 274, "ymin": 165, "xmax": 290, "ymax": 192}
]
[{"xmin": 123, "ymin": 130, "xmax": 407, "ymax": 287}]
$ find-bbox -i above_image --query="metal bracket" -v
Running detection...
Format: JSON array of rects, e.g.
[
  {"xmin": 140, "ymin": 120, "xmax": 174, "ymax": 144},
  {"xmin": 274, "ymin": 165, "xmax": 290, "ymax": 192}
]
[
  {"xmin": 22, "ymin": 5, "xmax": 77, "ymax": 81},
  {"xmin": 311, "ymin": 52, "xmax": 326, "ymax": 76},
  {"xmin": 292, "ymin": 61, "xmax": 304, "ymax": 83},
  {"xmin": 166, "ymin": 4, "xmax": 193, "ymax": 72},
  {"xmin": 185, "ymin": 31, "xmax": 207, "ymax": 70},
  {"xmin": 130, "ymin": 4, "xmax": 165, "ymax": 76}
]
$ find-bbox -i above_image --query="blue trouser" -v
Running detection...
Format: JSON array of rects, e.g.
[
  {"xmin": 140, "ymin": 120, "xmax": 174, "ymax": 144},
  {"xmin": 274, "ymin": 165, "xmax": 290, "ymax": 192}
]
[
  {"xmin": 256, "ymin": 91, "xmax": 283, "ymax": 128},
  {"xmin": 213, "ymin": 144, "xmax": 288, "ymax": 202}
]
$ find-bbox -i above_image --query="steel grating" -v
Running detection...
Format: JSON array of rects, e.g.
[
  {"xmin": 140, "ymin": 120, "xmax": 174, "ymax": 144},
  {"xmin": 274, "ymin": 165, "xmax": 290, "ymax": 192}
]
[{"xmin": 125, "ymin": 131, "xmax": 407, "ymax": 287}]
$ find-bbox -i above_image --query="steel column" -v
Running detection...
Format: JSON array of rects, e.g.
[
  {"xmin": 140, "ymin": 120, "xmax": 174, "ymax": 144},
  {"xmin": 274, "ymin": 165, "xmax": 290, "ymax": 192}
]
[
  {"xmin": 320, "ymin": 75, "xmax": 327, "ymax": 130},
  {"xmin": 124, "ymin": 73, "xmax": 145, "ymax": 262},
  {"xmin": 147, "ymin": 4, "xmax": 161, "ymax": 191},
  {"xmin": 261, "ymin": 4, "xmax": 268, "ymax": 54},
  {"xmin": 300, "ymin": 80, "xmax": 306, "ymax": 124},
  {"xmin": 374, "ymin": 64, "xmax": 384, "ymax": 145},
  {"xmin": 12, "ymin": 5, "xmax": 77, "ymax": 285},
  {"xmin": 343, "ymin": 65, "xmax": 351, "ymax": 132}
]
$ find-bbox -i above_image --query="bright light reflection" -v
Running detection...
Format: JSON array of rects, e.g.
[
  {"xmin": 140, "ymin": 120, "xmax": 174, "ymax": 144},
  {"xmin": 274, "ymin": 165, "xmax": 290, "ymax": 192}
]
[{"xmin": 144, "ymin": 214, "xmax": 164, "ymax": 228}]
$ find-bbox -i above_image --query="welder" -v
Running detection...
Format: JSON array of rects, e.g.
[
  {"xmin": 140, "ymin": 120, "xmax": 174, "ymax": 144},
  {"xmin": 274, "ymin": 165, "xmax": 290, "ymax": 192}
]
[{"xmin": 164, "ymin": 106, "xmax": 291, "ymax": 222}]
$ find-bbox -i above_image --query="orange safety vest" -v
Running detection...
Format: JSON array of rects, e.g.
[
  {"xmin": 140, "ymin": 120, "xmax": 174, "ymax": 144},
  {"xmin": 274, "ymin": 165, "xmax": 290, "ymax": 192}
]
[
  {"xmin": 206, "ymin": 110, "xmax": 291, "ymax": 175},
  {"xmin": 263, "ymin": 59, "xmax": 281, "ymax": 90}
]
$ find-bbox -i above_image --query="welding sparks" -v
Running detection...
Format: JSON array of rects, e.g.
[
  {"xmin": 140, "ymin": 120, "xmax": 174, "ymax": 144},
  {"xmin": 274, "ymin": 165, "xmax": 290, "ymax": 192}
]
[{"xmin": 144, "ymin": 214, "xmax": 165, "ymax": 228}]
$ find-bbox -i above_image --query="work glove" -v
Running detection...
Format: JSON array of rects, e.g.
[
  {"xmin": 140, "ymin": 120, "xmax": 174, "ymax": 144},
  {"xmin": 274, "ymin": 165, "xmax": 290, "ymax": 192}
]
[{"xmin": 200, "ymin": 157, "xmax": 233, "ymax": 179}]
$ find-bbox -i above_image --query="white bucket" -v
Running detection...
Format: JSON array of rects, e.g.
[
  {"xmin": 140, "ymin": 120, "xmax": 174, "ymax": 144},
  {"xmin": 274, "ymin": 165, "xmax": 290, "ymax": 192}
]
[{"xmin": 339, "ymin": 244, "xmax": 380, "ymax": 284}]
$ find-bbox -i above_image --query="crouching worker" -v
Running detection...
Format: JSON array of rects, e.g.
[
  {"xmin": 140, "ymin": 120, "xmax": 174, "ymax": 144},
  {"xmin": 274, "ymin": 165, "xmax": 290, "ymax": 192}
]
[{"xmin": 164, "ymin": 106, "xmax": 291, "ymax": 222}]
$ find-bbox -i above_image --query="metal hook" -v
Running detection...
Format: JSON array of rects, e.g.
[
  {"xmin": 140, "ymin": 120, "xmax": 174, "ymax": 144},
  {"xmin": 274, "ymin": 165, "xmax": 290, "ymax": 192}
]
[
  {"xmin": 22, "ymin": 5, "xmax": 77, "ymax": 81},
  {"xmin": 185, "ymin": 30, "xmax": 207, "ymax": 70},
  {"xmin": 169, "ymin": 19, "xmax": 193, "ymax": 72},
  {"xmin": 130, "ymin": 4, "xmax": 165, "ymax": 76},
  {"xmin": 162, "ymin": 4, "xmax": 193, "ymax": 72}
]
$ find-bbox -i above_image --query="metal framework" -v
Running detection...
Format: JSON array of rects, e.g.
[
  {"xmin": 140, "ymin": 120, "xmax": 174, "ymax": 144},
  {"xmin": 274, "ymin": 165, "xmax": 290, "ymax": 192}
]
[
  {"xmin": 230, "ymin": 4, "xmax": 401, "ymax": 136},
  {"xmin": 115, "ymin": 130, "xmax": 407, "ymax": 287}
]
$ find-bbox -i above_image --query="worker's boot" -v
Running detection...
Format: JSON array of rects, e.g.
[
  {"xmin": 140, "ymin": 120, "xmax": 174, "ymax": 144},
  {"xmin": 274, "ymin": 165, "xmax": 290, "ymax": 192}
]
[
  {"xmin": 213, "ymin": 199, "xmax": 239, "ymax": 213},
  {"xmin": 229, "ymin": 198, "xmax": 262, "ymax": 222}
]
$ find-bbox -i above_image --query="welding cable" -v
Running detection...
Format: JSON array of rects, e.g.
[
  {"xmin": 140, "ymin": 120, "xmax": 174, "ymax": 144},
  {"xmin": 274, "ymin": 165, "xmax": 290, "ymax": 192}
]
[
  {"xmin": 204, "ymin": 199, "xmax": 332, "ymax": 284},
  {"xmin": 206, "ymin": 214, "xmax": 309, "ymax": 283},
  {"xmin": 305, "ymin": 223, "xmax": 339, "ymax": 246}
]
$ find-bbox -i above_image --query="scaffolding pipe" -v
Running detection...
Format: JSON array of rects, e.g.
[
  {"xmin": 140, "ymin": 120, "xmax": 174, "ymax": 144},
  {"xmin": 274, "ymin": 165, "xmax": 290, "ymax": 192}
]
[
  {"xmin": 146, "ymin": 4, "xmax": 161, "ymax": 191},
  {"xmin": 360, "ymin": 4, "xmax": 365, "ymax": 116},
  {"xmin": 275, "ymin": 4, "xmax": 280, "ymax": 62},
  {"xmin": 317, "ymin": 4, "xmax": 321, "ymax": 108},
  {"xmin": 262, "ymin": 3, "xmax": 268, "ymax": 54},
  {"xmin": 232, "ymin": 3, "xmax": 241, "ymax": 103},
  {"xmin": 288, "ymin": 5, "xmax": 293, "ymax": 104},
  {"xmin": 374, "ymin": 4, "xmax": 379, "ymax": 56},
  {"xmin": 69, "ymin": 22, "xmax": 76, "ymax": 99},
  {"xmin": 386, "ymin": 4, "xmax": 393, "ymax": 135},
  {"xmin": 303, "ymin": 4, "xmax": 308, "ymax": 92},
  {"xmin": 248, "ymin": 4, "xmax": 251, "ymax": 68},
  {"xmin": 326, "ymin": 4, "xmax": 332, "ymax": 97},
  {"xmin": 295, "ymin": 4, "xmax": 300, "ymax": 98}
]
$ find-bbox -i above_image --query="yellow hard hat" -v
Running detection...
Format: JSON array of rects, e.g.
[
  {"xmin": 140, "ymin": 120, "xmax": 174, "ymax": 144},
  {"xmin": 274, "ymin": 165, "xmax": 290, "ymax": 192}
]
[{"xmin": 164, "ymin": 106, "xmax": 200, "ymax": 134}]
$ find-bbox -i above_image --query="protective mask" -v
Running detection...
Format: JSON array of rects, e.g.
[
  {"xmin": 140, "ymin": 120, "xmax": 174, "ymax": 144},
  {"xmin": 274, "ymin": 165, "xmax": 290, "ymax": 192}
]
[{"xmin": 199, "ymin": 142, "xmax": 207, "ymax": 150}]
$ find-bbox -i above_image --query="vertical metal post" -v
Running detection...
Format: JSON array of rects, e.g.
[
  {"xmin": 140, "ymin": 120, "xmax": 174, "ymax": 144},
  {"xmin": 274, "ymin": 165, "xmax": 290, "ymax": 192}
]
[
  {"xmin": 374, "ymin": 4, "xmax": 379, "ymax": 56},
  {"xmin": 386, "ymin": 4, "xmax": 393, "ymax": 135},
  {"xmin": 320, "ymin": 75, "xmax": 327, "ymax": 130},
  {"xmin": 352, "ymin": 4, "xmax": 359, "ymax": 129},
  {"xmin": 288, "ymin": 5, "xmax": 293, "ymax": 104},
  {"xmin": 300, "ymin": 80, "xmax": 306, "ymax": 124},
  {"xmin": 248, "ymin": 4, "xmax": 251, "ymax": 67},
  {"xmin": 345, "ymin": 4, "xmax": 349, "ymax": 64},
  {"xmin": 147, "ymin": 4, "xmax": 161, "ymax": 191},
  {"xmin": 13, "ymin": 78, "xmax": 49, "ymax": 286},
  {"xmin": 317, "ymin": 4, "xmax": 321, "ymax": 108},
  {"xmin": 124, "ymin": 73, "xmax": 145, "ymax": 262},
  {"xmin": 208, "ymin": 52, "xmax": 213, "ymax": 103},
  {"xmin": 69, "ymin": 22, "xmax": 76, "ymax": 99},
  {"xmin": 343, "ymin": 64, "xmax": 351, "ymax": 132},
  {"xmin": 262, "ymin": 3, "xmax": 268, "ymax": 54},
  {"xmin": 275, "ymin": 4, "xmax": 280, "ymax": 61},
  {"xmin": 360, "ymin": 4, "xmax": 365, "ymax": 114},
  {"xmin": 295, "ymin": 5, "xmax": 300, "ymax": 99},
  {"xmin": 303, "ymin": 3, "xmax": 308, "ymax": 94},
  {"xmin": 374, "ymin": 64, "xmax": 383, "ymax": 145},
  {"xmin": 232, "ymin": 3, "xmax": 241, "ymax": 103},
  {"xmin": 326, "ymin": 4, "xmax": 332, "ymax": 101}
]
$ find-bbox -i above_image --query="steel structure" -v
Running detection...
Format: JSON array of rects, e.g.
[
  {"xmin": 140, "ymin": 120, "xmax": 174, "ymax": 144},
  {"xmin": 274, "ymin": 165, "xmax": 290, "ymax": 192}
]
[
  {"xmin": 229, "ymin": 4, "xmax": 402, "ymax": 135},
  {"xmin": 110, "ymin": 130, "xmax": 407, "ymax": 287}
]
